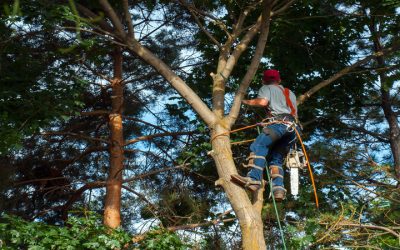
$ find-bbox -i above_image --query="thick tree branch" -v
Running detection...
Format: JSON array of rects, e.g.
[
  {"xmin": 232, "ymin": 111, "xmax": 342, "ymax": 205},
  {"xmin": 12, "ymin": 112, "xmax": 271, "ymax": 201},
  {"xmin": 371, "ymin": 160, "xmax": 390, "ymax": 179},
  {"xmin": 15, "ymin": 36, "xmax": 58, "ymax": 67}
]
[
  {"xmin": 126, "ymin": 39, "xmax": 218, "ymax": 126},
  {"xmin": 271, "ymin": 0, "xmax": 295, "ymax": 16},
  {"xmin": 298, "ymin": 40, "xmax": 400, "ymax": 105},
  {"xmin": 122, "ymin": 0, "xmax": 135, "ymax": 39},
  {"xmin": 98, "ymin": 0, "xmax": 126, "ymax": 38},
  {"xmin": 75, "ymin": 3, "xmax": 114, "ymax": 32},
  {"xmin": 219, "ymin": 15, "xmax": 262, "ymax": 79},
  {"xmin": 226, "ymin": 0, "xmax": 273, "ymax": 127},
  {"xmin": 231, "ymin": 2, "xmax": 263, "ymax": 38}
]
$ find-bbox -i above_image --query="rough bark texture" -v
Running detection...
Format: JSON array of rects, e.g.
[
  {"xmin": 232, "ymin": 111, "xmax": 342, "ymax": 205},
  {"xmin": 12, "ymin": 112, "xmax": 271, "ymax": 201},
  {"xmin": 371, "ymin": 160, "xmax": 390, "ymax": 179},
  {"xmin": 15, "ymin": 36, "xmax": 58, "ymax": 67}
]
[
  {"xmin": 370, "ymin": 19, "xmax": 400, "ymax": 184},
  {"xmin": 211, "ymin": 123, "xmax": 266, "ymax": 250},
  {"xmin": 96, "ymin": 0, "xmax": 276, "ymax": 247},
  {"xmin": 104, "ymin": 47, "xmax": 124, "ymax": 228}
]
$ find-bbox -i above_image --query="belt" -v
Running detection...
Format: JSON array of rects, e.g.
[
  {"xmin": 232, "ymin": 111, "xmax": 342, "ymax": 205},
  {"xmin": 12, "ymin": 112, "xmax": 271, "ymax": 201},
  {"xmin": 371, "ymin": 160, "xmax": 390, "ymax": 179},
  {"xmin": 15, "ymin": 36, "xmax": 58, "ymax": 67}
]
[{"xmin": 272, "ymin": 113, "xmax": 295, "ymax": 122}]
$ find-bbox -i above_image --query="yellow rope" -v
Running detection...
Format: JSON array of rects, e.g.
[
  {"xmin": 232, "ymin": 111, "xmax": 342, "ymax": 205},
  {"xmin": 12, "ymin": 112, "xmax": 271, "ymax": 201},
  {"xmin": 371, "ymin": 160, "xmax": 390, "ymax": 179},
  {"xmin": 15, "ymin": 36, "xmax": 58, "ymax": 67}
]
[{"xmin": 293, "ymin": 127, "xmax": 319, "ymax": 208}]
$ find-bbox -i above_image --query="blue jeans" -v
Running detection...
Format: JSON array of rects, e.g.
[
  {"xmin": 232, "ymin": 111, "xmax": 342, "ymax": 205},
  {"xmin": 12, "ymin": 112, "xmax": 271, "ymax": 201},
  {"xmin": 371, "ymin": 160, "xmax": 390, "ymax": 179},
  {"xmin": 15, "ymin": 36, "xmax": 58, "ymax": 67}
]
[{"xmin": 247, "ymin": 123, "xmax": 297, "ymax": 187}]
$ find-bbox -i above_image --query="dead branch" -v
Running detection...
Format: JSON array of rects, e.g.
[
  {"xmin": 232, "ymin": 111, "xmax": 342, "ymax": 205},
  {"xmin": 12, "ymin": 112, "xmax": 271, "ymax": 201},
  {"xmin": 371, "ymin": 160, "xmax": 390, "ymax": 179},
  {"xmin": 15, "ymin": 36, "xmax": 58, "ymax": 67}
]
[
  {"xmin": 41, "ymin": 131, "xmax": 109, "ymax": 144},
  {"xmin": 124, "ymin": 131, "xmax": 196, "ymax": 146}
]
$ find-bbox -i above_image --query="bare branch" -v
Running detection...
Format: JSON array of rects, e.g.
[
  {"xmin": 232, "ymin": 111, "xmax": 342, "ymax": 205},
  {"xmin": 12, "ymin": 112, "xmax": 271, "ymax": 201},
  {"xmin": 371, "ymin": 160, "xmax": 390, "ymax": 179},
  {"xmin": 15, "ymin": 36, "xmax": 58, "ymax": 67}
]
[
  {"xmin": 41, "ymin": 131, "xmax": 109, "ymax": 144},
  {"xmin": 343, "ymin": 124, "xmax": 389, "ymax": 143},
  {"xmin": 227, "ymin": 0, "xmax": 273, "ymax": 127},
  {"xmin": 326, "ymin": 166, "xmax": 400, "ymax": 203},
  {"xmin": 61, "ymin": 181, "xmax": 105, "ymax": 219},
  {"xmin": 98, "ymin": 0, "xmax": 126, "ymax": 38},
  {"xmin": 129, "ymin": 209, "xmax": 235, "ymax": 244},
  {"xmin": 179, "ymin": 0, "xmax": 221, "ymax": 48},
  {"xmin": 219, "ymin": 15, "xmax": 262, "ymax": 79},
  {"xmin": 81, "ymin": 61, "xmax": 113, "ymax": 83},
  {"xmin": 298, "ymin": 40, "xmax": 400, "ymax": 105},
  {"xmin": 80, "ymin": 110, "xmax": 110, "ymax": 116},
  {"xmin": 122, "ymin": 0, "xmax": 135, "ymax": 39},
  {"xmin": 126, "ymin": 40, "xmax": 218, "ymax": 126},
  {"xmin": 320, "ymin": 221, "xmax": 400, "ymax": 239},
  {"xmin": 177, "ymin": 1, "xmax": 230, "ymax": 37},
  {"xmin": 124, "ymin": 131, "xmax": 196, "ymax": 146},
  {"xmin": 122, "ymin": 164, "xmax": 189, "ymax": 183},
  {"xmin": 271, "ymin": 0, "xmax": 295, "ymax": 16},
  {"xmin": 75, "ymin": 3, "xmax": 114, "ymax": 32}
]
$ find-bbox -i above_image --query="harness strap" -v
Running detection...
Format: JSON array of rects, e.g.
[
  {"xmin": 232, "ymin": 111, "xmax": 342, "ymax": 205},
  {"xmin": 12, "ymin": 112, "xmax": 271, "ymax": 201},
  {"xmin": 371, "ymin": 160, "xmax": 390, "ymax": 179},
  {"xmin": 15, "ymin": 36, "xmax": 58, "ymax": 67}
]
[
  {"xmin": 272, "ymin": 186, "xmax": 287, "ymax": 193},
  {"xmin": 271, "ymin": 173, "xmax": 284, "ymax": 179},
  {"xmin": 276, "ymin": 85, "xmax": 297, "ymax": 117},
  {"xmin": 246, "ymin": 155, "xmax": 266, "ymax": 161},
  {"xmin": 242, "ymin": 163, "xmax": 264, "ymax": 171}
]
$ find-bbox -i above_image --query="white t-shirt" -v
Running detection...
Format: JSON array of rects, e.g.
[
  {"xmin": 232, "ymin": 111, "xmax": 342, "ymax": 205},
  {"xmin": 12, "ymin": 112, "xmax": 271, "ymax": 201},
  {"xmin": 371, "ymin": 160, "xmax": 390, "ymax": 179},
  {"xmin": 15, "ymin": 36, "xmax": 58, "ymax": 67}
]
[{"xmin": 257, "ymin": 84, "xmax": 297, "ymax": 116}]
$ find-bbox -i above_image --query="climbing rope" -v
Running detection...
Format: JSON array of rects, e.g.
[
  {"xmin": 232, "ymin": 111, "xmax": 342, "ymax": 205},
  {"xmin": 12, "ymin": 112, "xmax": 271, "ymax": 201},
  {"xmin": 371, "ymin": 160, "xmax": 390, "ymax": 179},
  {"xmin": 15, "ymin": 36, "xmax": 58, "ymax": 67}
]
[
  {"xmin": 265, "ymin": 158, "xmax": 288, "ymax": 249},
  {"xmin": 256, "ymin": 126, "xmax": 287, "ymax": 250},
  {"xmin": 293, "ymin": 126, "xmax": 319, "ymax": 208}
]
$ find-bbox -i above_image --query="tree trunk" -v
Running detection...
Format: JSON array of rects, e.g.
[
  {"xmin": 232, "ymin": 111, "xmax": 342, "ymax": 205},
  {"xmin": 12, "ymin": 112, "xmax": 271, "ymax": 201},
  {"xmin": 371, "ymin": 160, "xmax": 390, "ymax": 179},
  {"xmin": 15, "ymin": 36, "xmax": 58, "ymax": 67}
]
[
  {"xmin": 370, "ymin": 22, "xmax": 400, "ymax": 183},
  {"xmin": 104, "ymin": 46, "xmax": 124, "ymax": 228},
  {"xmin": 381, "ymin": 87, "xmax": 400, "ymax": 183},
  {"xmin": 210, "ymin": 122, "xmax": 266, "ymax": 249}
]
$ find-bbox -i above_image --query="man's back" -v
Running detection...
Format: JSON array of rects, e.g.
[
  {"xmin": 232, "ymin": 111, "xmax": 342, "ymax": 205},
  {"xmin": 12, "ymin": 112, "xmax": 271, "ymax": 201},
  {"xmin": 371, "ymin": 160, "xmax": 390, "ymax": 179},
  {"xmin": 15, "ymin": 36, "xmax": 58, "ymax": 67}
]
[{"xmin": 257, "ymin": 84, "xmax": 297, "ymax": 116}]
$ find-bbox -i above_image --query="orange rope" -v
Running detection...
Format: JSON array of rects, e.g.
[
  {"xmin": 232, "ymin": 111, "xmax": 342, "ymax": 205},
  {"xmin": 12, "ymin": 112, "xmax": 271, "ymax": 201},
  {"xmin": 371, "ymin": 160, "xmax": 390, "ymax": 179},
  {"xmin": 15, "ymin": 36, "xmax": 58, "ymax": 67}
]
[
  {"xmin": 210, "ymin": 123, "xmax": 260, "ymax": 142},
  {"xmin": 294, "ymin": 127, "xmax": 319, "ymax": 208},
  {"xmin": 211, "ymin": 119, "xmax": 281, "ymax": 142},
  {"xmin": 230, "ymin": 138, "xmax": 256, "ymax": 145}
]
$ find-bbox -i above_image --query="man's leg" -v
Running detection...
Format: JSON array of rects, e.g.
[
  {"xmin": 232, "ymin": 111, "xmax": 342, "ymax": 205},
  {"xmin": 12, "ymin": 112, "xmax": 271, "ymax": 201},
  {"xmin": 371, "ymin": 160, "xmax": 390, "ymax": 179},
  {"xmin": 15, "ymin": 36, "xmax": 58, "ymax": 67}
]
[
  {"xmin": 246, "ymin": 133, "xmax": 273, "ymax": 181},
  {"xmin": 268, "ymin": 128, "xmax": 297, "ymax": 200},
  {"xmin": 231, "ymin": 124, "xmax": 286, "ymax": 191},
  {"xmin": 231, "ymin": 133, "xmax": 272, "ymax": 191},
  {"xmin": 268, "ymin": 149, "xmax": 286, "ymax": 201}
]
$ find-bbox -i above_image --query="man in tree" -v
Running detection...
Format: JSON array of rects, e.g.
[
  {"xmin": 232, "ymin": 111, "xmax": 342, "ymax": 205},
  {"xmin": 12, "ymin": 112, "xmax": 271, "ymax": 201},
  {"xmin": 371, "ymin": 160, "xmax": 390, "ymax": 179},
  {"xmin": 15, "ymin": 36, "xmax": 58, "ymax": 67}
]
[{"xmin": 232, "ymin": 69, "xmax": 298, "ymax": 201}]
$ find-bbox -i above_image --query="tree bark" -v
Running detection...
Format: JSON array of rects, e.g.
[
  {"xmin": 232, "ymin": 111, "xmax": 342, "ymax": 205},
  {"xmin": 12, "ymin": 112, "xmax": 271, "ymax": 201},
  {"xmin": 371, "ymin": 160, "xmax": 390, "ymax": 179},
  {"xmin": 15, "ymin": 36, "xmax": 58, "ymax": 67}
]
[
  {"xmin": 369, "ymin": 18, "xmax": 400, "ymax": 184},
  {"xmin": 96, "ymin": 0, "xmax": 272, "ymax": 246},
  {"xmin": 210, "ymin": 123, "xmax": 266, "ymax": 250},
  {"xmin": 104, "ymin": 46, "xmax": 125, "ymax": 228}
]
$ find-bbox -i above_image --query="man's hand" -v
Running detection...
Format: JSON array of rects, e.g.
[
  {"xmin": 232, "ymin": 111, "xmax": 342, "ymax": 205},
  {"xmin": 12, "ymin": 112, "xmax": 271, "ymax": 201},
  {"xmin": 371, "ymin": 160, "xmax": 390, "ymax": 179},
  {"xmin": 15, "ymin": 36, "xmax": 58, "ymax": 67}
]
[{"xmin": 242, "ymin": 98, "xmax": 268, "ymax": 107}]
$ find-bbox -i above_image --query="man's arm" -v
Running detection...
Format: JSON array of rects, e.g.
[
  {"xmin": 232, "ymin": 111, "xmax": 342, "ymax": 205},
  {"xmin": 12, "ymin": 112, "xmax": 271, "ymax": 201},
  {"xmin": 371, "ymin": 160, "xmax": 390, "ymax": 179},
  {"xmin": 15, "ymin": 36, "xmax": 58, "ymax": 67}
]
[{"xmin": 242, "ymin": 98, "xmax": 268, "ymax": 107}]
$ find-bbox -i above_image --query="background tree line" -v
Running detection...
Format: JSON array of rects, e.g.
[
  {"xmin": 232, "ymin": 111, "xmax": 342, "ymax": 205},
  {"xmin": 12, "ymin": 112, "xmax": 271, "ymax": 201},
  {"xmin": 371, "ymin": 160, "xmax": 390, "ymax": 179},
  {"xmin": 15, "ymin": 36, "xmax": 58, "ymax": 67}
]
[{"xmin": 1, "ymin": 0, "xmax": 400, "ymax": 249}]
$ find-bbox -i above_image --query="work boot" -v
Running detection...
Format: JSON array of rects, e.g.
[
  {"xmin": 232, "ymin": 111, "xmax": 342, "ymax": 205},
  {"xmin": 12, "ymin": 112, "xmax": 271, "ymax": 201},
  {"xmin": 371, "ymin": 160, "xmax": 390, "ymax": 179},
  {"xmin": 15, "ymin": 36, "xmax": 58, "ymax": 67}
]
[
  {"xmin": 231, "ymin": 174, "xmax": 261, "ymax": 192},
  {"xmin": 272, "ymin": 186, "xmax": 286, "ymax": 201}
]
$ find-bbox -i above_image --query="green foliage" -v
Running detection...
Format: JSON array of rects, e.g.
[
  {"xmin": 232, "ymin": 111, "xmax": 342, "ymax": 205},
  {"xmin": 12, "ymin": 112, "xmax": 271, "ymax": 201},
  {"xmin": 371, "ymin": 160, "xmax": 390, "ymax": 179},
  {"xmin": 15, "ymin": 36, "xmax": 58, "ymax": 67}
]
[
  {"xmin": 383, "ymin": 0, "xmax": 400, "ymax": 6},
  {"xmin": 0, "ymin": 3, "xmax": 88, "ymax": 154},
  {"xmin": 136, "ymin": 228, "xmax": 191, "ymax": 250},
  {"xmin": 0, "ymin": 213, "xmax": 131, "ymax": 249}
]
